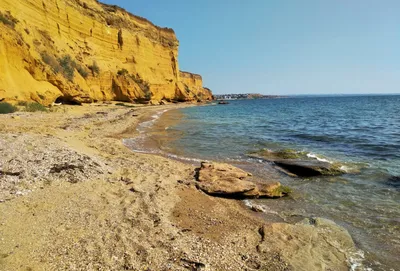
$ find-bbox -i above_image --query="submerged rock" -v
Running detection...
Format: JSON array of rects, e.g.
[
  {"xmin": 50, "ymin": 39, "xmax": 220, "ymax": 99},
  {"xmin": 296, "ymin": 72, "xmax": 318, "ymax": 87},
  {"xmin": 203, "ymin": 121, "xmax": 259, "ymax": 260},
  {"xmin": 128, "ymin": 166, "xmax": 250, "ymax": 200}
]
[
  {"xmin": 386, "ymin": 176, "xmax": 400, "ymax": 188},
  {"xmin": 249, "ymin": 149, "xmax": 308, "ymax": 161},
  {"xmin": 258, "ymin": 217, "xmax": 357, "ymax": 271},
  {"xmin": 195, "ymin": 162, "xmax": 290, "ymax": 198},
  {"xmin": 249, "ymin": 149, "xmax": 346, "ymax": 177}
]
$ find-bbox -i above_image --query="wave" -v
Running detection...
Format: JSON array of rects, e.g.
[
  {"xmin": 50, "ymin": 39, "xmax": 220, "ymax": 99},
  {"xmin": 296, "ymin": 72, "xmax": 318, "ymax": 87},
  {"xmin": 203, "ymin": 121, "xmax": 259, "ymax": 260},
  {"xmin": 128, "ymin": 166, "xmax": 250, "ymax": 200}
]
[
  {"xmin": 306, "ymin": 153, "xmax": 331, "ymax": 163},
  {"xmin": 243, "ymin": 200, "xmax": 278, "ymax": 215},
  {"xmin": 348, "ymin": 250, "xmax": 374, "ymax": 271},
  {"xmin": 137, "ymin": 109, "xmax": 169, "ymax": 133}
]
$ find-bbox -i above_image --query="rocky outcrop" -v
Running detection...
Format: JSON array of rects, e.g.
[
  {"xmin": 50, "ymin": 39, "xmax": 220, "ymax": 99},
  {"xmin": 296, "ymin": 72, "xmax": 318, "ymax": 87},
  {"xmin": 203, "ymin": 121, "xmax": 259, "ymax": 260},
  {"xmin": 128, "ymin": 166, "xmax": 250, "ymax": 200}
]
[
  {"xmin": 177, "ymin": 71, "xmax": 213, "ymax": 102},
  {"xmin": 195, "ymin": 162, "xmax": 290, "ymax": 198},
  {"xmin": 0, "ymin": 0, "xmax": 212, "ymax": 105},
  {"xmin": 249, "ymin": 149, "xmax": 346, "ymax": 177}
]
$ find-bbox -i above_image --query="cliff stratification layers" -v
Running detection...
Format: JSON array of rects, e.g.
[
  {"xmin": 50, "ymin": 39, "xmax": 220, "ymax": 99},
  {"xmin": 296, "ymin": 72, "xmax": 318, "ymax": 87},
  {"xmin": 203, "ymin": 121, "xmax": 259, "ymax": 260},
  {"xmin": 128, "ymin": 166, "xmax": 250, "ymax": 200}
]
[{"xmin": 0, "ymin": 0, "xmax": 212, "ymax": 105}]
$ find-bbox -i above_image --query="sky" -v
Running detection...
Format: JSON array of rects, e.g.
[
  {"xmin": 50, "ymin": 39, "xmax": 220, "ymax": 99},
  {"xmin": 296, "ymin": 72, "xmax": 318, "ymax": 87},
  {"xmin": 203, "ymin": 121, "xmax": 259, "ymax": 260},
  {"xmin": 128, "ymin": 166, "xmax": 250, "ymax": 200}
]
[{"xmin": 101, "ymin": 0, "xmax": 400, "ymax": 95}]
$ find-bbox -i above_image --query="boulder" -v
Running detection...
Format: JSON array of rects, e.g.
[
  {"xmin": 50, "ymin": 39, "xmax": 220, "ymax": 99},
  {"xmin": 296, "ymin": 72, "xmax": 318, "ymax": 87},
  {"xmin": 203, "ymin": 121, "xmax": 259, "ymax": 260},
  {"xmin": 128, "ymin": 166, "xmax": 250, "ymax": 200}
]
[{"xmin": 195, "ymin": 162, "xmax": 290, "ymax": 198}]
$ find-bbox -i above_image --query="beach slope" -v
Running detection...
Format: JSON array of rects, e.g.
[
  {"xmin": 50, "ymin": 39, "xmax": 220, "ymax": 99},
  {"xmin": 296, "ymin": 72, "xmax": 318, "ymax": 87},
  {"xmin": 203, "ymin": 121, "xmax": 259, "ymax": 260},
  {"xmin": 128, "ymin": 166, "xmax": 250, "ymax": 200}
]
[{"xmin": 0, "ymin": 104, "xmax": 356, "ymax": 270}]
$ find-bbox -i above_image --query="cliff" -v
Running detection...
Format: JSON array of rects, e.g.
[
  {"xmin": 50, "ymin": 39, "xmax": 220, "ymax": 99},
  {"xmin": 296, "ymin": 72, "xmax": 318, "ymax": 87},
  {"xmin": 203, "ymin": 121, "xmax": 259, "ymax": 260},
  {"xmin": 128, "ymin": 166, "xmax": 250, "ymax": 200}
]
[
  {"xmin": 177, "ymin": 71, "xmax": 213, "ymax": 102},
  {"xmin": 0, "ymin": 0, "xmax": 212, "ymax": 105}
]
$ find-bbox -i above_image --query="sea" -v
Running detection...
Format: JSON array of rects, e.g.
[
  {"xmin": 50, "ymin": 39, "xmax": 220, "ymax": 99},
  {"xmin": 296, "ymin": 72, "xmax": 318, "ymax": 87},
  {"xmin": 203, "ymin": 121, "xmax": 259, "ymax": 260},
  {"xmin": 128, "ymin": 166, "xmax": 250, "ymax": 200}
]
[{"xmin": 124, "ymin": 95, "xmax": 400, "ymax": 271}]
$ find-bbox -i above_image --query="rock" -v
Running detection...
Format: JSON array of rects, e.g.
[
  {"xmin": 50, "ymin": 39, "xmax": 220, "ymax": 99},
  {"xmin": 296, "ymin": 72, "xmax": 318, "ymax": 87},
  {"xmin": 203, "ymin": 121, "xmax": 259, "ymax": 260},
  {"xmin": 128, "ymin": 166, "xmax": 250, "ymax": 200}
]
[
  {"xmin": 244, "ymin": 182, "xmax": 291, "ymax": 198},
  {"xmin": 249, "ymin": 149, "xmax": 308, "ymax": 161},
  {"xmin": 249, "ymin": 149, "xmax": 345, "ymax": 177},
  {"xmin": 250, "ymin": 205, "xmax": 265, "ymax": 212},
  {"xmin": 258, "ymin": 217, "xmax": 357, "ymax": 271},
  {"xmin": 195, "ymin": 162, "xmax": 290, "ymax": 198},
  {"xmin": 198, "ymin": 162, "xmax": 252, "ymax": 181},
  {"xmin": 274, "ymin": 159, "xmax": 345, "ymax": 177},
  {"xmin": 386, "ymin": 175, "xmax": 400, "ymax": 188},
  {"xmin": 197, "ymin": 177, "xmax": 256, "ymax": 195}
]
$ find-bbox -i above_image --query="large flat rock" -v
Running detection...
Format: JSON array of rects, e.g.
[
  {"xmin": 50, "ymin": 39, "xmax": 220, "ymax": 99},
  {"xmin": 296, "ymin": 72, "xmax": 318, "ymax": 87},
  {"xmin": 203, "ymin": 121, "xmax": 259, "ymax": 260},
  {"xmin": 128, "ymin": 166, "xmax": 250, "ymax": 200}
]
[{"xmin": 196, "ymin": 162, "xmax": 290, "ymax": 198}]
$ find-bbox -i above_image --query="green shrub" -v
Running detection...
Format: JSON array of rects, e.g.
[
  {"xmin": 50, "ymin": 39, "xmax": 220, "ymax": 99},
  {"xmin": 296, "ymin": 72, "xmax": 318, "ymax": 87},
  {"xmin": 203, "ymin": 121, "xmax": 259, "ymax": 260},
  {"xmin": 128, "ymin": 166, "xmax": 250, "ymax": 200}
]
[
  {"xmin": 129, "ymin": 74, "xmax": 151, "ymax": 100},
  {"xmin": 41, "ymin": 52, "xmax": 62, "ymax": 73},
  {"xmin": 0, "ymin": 102, "xmax": 18, "ymax": 114},
  {"xmin": 184, "ymin": 84, "xmax": 191, "ymax": 93},
  {"xmin": 0, "ymin": 11, "xmax": 18, "ymax": 29},
  {"xmin": 24, "ymin": 102, "xmax": 48, "ymax": 112},
  {"xmin": 38, "ymin": 30, "xmax": 52, "ymax": 42},
  {"xmin": 117, "ymin": 68, "xmax": 129, "ymax": 76},
  {"xmin": 58, "ymin": 55, "xmax": 76, "ymax": 81},
  {"xmin": 76, "ymin": 64, "xmax": 89, "ymax": 78},
  {"xmin": 88, "ymin": 61, "xmax": 100, "ymax": 76},
  {"xmin": 42, "ymin": 52, "xmax": 88, "ymax": 81}
]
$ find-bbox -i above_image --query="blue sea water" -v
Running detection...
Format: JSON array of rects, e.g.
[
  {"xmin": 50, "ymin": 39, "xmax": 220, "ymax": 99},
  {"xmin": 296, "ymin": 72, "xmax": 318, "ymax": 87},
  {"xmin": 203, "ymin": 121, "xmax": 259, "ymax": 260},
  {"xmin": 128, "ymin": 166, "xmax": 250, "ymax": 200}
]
[{"xmin": 127, "ymin": 95, "xmax": 400, "ymax": 270}]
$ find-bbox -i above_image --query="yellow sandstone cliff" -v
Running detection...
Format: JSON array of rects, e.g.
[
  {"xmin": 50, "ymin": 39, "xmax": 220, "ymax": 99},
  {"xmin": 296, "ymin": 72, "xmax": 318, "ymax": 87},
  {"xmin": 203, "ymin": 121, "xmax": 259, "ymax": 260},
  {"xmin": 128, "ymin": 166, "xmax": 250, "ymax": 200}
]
[{"xmin": 0, "ymin": 0, "xmax": 213, "ymax": 105}]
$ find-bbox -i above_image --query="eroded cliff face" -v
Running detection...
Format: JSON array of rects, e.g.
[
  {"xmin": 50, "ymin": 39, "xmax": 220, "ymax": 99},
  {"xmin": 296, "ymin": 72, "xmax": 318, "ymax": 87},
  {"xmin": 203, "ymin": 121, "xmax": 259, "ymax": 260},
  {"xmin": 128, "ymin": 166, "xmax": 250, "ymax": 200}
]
[
  {"xmin": 0, "ymin": 0, "xmax": 212, "ymax": 105},
  {"xmin": 177, "ymin": 71, "xmax": 213, "ymax": 102}
]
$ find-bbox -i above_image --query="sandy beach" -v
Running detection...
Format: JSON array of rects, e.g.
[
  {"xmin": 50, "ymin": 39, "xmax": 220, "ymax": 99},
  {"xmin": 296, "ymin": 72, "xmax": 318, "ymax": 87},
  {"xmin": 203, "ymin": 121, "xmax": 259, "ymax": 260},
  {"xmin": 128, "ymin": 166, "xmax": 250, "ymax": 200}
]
[{"xmin": 0, "ymin": 103, "xmax": 358, "ymax": 271}]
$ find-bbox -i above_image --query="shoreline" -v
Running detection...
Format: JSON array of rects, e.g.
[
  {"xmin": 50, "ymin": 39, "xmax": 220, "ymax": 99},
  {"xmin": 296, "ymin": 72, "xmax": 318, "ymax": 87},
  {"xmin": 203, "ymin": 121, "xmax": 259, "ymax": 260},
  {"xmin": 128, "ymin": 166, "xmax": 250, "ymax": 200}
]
[{"xmin": 0, "ymin": 103, "xmax": 359, "ymax": 270}]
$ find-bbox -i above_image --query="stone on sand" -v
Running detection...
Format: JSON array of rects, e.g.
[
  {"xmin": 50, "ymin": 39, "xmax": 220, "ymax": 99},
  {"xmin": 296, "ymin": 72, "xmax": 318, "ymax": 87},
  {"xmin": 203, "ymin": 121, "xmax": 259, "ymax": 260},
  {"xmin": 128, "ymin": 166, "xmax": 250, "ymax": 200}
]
[{"xmin": 196, "ymin": 162, "xmax": 290, "ymax": 198}]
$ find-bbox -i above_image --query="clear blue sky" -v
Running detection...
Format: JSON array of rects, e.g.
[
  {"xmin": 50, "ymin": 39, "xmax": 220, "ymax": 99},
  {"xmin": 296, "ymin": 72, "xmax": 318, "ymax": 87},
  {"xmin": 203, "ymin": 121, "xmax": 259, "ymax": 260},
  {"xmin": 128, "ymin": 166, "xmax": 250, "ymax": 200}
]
[{"xmin": 101, "ymin": 0, "xmax": 399, "ymax": 95}]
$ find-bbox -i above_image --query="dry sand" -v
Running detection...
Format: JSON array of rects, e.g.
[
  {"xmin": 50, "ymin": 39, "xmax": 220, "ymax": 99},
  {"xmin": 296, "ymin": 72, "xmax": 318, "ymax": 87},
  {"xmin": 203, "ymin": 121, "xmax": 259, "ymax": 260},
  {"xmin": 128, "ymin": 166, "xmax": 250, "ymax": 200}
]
[{"xmin": 0, "ymin": 103, "xmax": 358, "ymax": 270}]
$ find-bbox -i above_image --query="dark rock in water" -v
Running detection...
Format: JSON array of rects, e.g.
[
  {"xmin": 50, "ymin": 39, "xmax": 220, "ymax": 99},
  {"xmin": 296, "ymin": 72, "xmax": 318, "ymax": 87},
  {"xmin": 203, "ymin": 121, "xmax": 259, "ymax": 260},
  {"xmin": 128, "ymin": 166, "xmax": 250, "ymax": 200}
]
[
  {"xmin": 195, "ymin": 162, "xmax": 291, "ymax": 198},
  {"xmin": 386, "ymin": 176, "xmax": 400, "ymax": 188},
  {"xmin": 273, "ymin": 159, "xmax": 345, "ymax": 177},
  {"xmin": 248, "ymin": 149, "xmax": 346, "ymax": 177}
]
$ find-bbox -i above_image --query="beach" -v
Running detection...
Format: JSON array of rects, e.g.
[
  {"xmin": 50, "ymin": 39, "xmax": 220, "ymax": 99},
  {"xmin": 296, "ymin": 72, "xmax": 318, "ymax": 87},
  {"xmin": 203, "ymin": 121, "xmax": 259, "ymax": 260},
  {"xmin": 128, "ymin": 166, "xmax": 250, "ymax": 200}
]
[{"xmin": 0, "ymin": 103, "xmax": 357, "ymax": 270}]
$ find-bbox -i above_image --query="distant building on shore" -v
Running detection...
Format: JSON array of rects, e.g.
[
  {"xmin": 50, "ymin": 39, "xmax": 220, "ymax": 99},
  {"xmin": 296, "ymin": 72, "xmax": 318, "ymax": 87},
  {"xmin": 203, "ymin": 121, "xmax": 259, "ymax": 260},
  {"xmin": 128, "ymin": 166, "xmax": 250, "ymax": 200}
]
[{"xmin": 214, "ymin": 93, "xmax": 285, "ymax": 100}]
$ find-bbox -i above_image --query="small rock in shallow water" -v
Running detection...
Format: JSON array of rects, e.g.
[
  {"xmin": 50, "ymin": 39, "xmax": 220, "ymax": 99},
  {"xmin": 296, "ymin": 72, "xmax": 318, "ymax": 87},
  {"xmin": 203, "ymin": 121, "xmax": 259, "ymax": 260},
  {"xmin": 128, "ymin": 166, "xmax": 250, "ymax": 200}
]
[
  {"xmin": 386, "ymin": 176, "xmax": 400, "ymax": 188},
  {"xmin": 251, "ymin": 205, "xmax": 265, "ymax": 212}
]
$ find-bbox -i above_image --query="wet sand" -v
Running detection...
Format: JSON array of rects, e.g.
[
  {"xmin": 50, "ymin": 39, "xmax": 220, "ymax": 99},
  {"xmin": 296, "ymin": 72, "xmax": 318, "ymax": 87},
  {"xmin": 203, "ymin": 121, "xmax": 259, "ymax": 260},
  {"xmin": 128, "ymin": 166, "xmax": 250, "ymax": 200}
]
[{"xmin": 0, "ymin": 103, "xmax": 358, "ymax": 270}]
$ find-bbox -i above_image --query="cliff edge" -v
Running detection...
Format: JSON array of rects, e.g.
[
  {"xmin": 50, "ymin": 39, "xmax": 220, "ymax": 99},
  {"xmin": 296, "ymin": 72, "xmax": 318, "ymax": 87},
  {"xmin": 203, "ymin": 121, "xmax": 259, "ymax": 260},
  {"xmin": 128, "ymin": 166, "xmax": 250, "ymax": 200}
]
[{"xmin": 0, "ymin": 0, "xmax": 213, "ymax": 105}]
